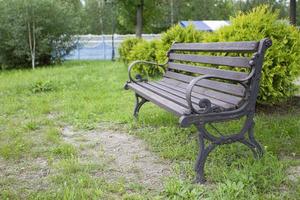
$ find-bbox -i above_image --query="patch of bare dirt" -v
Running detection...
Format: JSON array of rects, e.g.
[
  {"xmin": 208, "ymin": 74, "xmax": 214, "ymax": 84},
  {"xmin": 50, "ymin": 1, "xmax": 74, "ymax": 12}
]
[
  {"xmin": 0, "ymin": 157, "xmax": 50, "ymax": 197},
  {"xmin": 61, "ymin": 126, "xmax": 172, "ymax": 190},
  {"xmin": 287, "ymin": 165, "xmax": 300, "ymax": 182},
  {"xmin": 47, "ymin": 112, "xmax": 59, "ymax": 120}
]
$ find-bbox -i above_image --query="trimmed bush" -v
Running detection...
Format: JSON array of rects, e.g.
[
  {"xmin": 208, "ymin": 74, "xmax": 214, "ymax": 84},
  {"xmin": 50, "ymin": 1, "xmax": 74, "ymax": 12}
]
[
  {"xmin": 127, "ymin": 39, "xmax": 164, "ymax": 77},
  {"xmin": 119, "ymin": 25, "xmax": 205, "ymax": 66},
  {"xmin": 205, "ymin": 5, "xmax": 300, "ymax": 103},
  {"xmin": 118, "ymin": 37, "xmax": 144, "ymax": 64},
  {"xmin": 119, "ymin": 25, "xmax": 206, "ymax": 76},
  {"xmin": 155, "ymin": 24, "xmax": 206, "ymax": 63}
]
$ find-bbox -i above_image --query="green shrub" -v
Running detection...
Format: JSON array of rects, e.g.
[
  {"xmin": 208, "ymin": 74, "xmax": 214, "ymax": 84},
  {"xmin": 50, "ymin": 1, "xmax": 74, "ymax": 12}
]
[
  {"xmin": 119, "ymin": 25, "xmax": 206, "ymax": 76},
  {"xmin": 31, "ymin": 80, "xmax": 56, "ymax": 93},
  {"xmin": 205, "ymin": 5, "xmax": 300, "ymax": 103},
  {"xmin": 127, "ymin": 39, "xmax": 165, "ymax": 77},
  {"xmin": 118, "ymin": 37, "xmax": 144, "ymax": 64},
  {"xmin": 156, "ymin": 24, "xmax": 206, "ymax": 63}
]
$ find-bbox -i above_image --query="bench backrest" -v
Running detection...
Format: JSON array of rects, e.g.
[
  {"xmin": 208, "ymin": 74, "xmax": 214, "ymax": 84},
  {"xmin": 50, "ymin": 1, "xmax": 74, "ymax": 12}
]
[{"xmin": 164, "ymin": 39, "xmax": 272, "ymax": 109}]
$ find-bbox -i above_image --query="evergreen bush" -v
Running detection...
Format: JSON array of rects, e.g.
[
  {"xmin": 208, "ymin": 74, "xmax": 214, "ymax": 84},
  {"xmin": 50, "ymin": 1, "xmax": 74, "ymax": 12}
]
[
  {"xmin": 127, "ymin": 39, "xmax": 164, "ymax": 77},
  {"xmin": 205, "ymin": 5, "xmax": 300, "ymax": 103},
  {"xmin": 118, "ymin": 37, "xmax": 144, "ymax": 64}
]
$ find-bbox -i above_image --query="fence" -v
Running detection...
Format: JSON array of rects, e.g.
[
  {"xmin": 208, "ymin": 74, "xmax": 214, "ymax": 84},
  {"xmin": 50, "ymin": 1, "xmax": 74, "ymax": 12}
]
[{"xmin": 64, "ymin": 34, "xmax": 160, "ymax": 60}]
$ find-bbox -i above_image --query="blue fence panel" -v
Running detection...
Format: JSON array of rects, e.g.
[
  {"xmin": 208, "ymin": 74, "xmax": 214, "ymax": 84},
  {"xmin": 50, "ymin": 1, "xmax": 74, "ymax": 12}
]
[{"xmin": 64, "ymin": 34, "xmax": 160, "ymax": 61}]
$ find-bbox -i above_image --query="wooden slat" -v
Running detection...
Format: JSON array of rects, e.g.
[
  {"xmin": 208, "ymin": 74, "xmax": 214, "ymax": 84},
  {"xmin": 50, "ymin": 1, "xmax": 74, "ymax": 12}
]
[
  {"xmin": 163, "ymin": 71, "xmax": 245, "ymax": 97},
  {"xmin": 159, "ymin": 78, "xmax": 242, "ymax": 106},
  {"xmin": 169, "ymin": 53, "xmax": 251, "ymax": 68},
  {"xmin": 168, "ymin": 62, "xmax": 249, "ymax": 81},
  {"xmin": 137, "ymin": 82, "xmax": 194, "ymax": 109},
  {"xmin": 171, "ymin": 41, "xmax": 258, "ymax": 52},
  {"xmin": 147, "ymin": 82, "xmax": 234, "ymax": 109},
  {"xmin": 127, "ymin": 83, "xmax": 187, "ymax": 116}
]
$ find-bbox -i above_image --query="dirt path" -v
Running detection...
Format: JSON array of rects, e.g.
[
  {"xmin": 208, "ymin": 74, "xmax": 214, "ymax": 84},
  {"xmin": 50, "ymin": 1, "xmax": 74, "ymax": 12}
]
[
  {"xmin": 62, "ymin": 126, "xmax": 172, "ymax": 190},
  {"xmin": 0, "ymin": 157, "xmax": 50, "ymax": 198}
]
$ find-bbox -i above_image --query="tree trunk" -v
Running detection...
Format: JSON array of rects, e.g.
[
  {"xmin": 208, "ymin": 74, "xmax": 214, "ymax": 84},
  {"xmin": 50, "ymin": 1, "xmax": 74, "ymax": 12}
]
[
  {"xmin": 32, "ymin": 21, "xmax": 36, "ymax": 69},
  {"xmin": 290, "ymin": 0, "xmax": 297, "ymax": 25},
  {"xmin": 136, "ymin": 0, "xmax": 144, "ymax": 38},
  {"xmin": 28, "ymin": 22, "xmax": 35, "ymax": 69},
  {"xmin": 170, "ymin": 0, "xmax": 174, "ymax": 25}
]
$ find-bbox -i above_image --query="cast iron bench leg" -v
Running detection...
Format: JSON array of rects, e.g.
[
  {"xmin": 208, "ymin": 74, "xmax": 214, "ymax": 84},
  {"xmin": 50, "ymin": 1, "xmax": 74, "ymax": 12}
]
[
  {"xmin": 238, "ymin": 114, "xmax": 264, "ymax": 159},
  {"xmin": 133, "ymin": 93, "xmax": 147, "ymax": 118},
  {"xmin": 194, "ymin": 115, "xmax": 264, "ymax": 183},
  {"xmin": 194, "ymin": 123, "xmax": 217, "ymax": 184},
  {"xmin": 248, "ymin": 121, "xmax": 264, "ymax": 157}
]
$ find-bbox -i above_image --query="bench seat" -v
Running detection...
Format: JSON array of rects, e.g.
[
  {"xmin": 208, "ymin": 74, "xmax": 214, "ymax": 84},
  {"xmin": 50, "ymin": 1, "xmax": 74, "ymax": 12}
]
[{"xmin": 127, "ymin": 79, "xmax": 242, "ymax": 117}]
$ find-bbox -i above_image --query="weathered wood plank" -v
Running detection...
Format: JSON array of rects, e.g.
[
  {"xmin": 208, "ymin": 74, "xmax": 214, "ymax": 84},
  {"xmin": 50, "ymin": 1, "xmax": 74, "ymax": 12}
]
[
  {"xmin": 127, "ymin": 83, "xmax": 187, "ymax": 116},
  {"xmin": 163, "ymin": 71, "xmax": 245, "ymax": 97},
  {"xmin": 169, "ymin": 53, "xmax": 251, "ymax": 68},
  {"xmin": 137, "ymin": 82, "xmax": 203, "ymax": 110},
  {"xmin": 171, "ymin": 41, "xmax": 259, "ymax": 52},
  {"xmin": 157, "ymin": 79, "xmax": 242, "ymax": 106},
  {"xmin": 147, "ymin": 82, "xmax": 234, "ymax": 109},
  {"xmin": 168, "ymin": 62, "xmax": 249, "ymax": 81}
]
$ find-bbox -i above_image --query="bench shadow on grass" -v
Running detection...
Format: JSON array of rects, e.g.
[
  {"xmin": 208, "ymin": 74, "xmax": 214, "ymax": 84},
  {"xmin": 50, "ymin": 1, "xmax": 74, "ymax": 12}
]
[{"xmin": 256, "ymin": 96, "xmax": 300, "ymax": 115}]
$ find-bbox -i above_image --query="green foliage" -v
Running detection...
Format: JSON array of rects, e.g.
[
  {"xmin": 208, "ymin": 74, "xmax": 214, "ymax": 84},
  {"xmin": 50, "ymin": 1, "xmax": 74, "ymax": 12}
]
[
  {"xmin": 24, "ymin": 120, "xmax": 39, "ymax": 131},
  {"xmin": 119, "ymin": 25, "xmax": 206, "ymax": 76},
  {"xmin": 128, "ymin": 39, "xmax": 165, "ymax": 77},
  {"xmin": 205, "ymin": 5, "xmax": 300, "ymax": 103},
  {"xmin": 116, "ymin": 0, "xmax": 166, "ymax": 34},
  {"xmin": 31, "ymin": 80, "xmax": 56, "ymax": 93},
  {"xmin": 161, "ymin": 152, "xmax": 287, "ymax": 199},
  {"xmin": 156, "ymin": 24, "xmax": 206, "ymax": 63},
  {"xmin": 235, "ymin": 0, "xmax": 288, "ymax": 19},
  {"xmin": 118, "ymin": 37, "xmax": 144, "ymax": 64},
  {"xmin": 51, "ymin": 143, "xmax": 77, "ymax": 158},
  {"xmin": 163, "ymin": 178, "xmax": 205, "ymax": 199},
  {"xmin": 83, "ymin": 0, "xmax": 289, "ymax": 34},
  {"xmin": 0, "ymin": 136, "xmax": 31, "ymax": 159},
  {"xmin": 46, "ymin": 128, "xmax": 61, "ymax": 144},
  {"xmin": 83, "ymin": 0, "xmax": 114, "ymax": 34},
  {"xmin": 298, "ymin": 0, "xmax": 300, "ymax": 26},
  {"xmin": 0, "ymin": 0, "xmax": 80, "ymax": 68}
]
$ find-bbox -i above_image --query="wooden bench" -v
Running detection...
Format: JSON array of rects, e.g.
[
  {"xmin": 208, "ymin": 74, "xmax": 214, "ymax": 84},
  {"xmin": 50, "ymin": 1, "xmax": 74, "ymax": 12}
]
[{"xmin": 124, "ymin": 38, "xmax": 272, "ymax": 183}]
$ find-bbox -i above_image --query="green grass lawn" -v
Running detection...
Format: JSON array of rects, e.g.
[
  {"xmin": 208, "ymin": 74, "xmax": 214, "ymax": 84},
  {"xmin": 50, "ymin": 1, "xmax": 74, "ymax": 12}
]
[{"xmin": 0, "ymin": 61, "xmax": 299, "ymax": 199}]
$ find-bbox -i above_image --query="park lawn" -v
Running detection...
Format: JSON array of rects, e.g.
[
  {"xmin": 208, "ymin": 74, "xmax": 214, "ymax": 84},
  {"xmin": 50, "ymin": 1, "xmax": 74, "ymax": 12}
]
[{"xmin": 0, "ymin": 60, "xmax": 299, "ymax": 199}]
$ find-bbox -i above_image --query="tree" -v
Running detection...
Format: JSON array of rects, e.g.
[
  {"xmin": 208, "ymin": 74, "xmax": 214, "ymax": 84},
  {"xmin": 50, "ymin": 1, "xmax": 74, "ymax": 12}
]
[
  {"xmin": 290, "ymin": 0, "xmax": 297, "ymax": 25},
  {"xmin": 61, "ymin": 0, "xmax": 83, "ymax": 10},
  {"xmin": 80, "ymin": 0, "xmax": 293, "ymax": 35},
  {"xmin": 0, "ymin": 0, "xmax": 80, "ymax": 69},
  {"xmin": 234, "ymin": 0, "xmax": 288, "ymax": 18},
  {"xmin": 136, "ymin": 0, "xmax": 144, "ymax": 38},
  {"xmin": 297, "ymin": 0, "xmax": 300, "ymax": 25},
  {"xmin": 26, "ymin": 1, "xmax": 37, "ymax": 69},
  {"xmin": 117, "ymin": 0, "xmax": 164, "ymax": 35},
  {"xmin": 82, "ymin": 0, "xmax": 237, "ymax": 35}
]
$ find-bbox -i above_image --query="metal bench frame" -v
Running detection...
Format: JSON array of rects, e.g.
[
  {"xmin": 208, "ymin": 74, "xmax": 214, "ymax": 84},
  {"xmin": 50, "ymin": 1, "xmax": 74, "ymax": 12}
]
[{"xmin": 124, "ymin": 38, "xmax": 272, "ymax": 183}]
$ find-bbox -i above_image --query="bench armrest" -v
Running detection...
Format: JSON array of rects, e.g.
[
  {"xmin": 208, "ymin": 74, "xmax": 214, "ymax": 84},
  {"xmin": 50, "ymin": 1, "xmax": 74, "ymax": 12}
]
[
  {"xmin": 127, "ymin": 60, "xmax": 167, "ymax": 83},
  {"xmin": 185, "ymin": 69, "xmax": 255, "ymax": 114}
]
